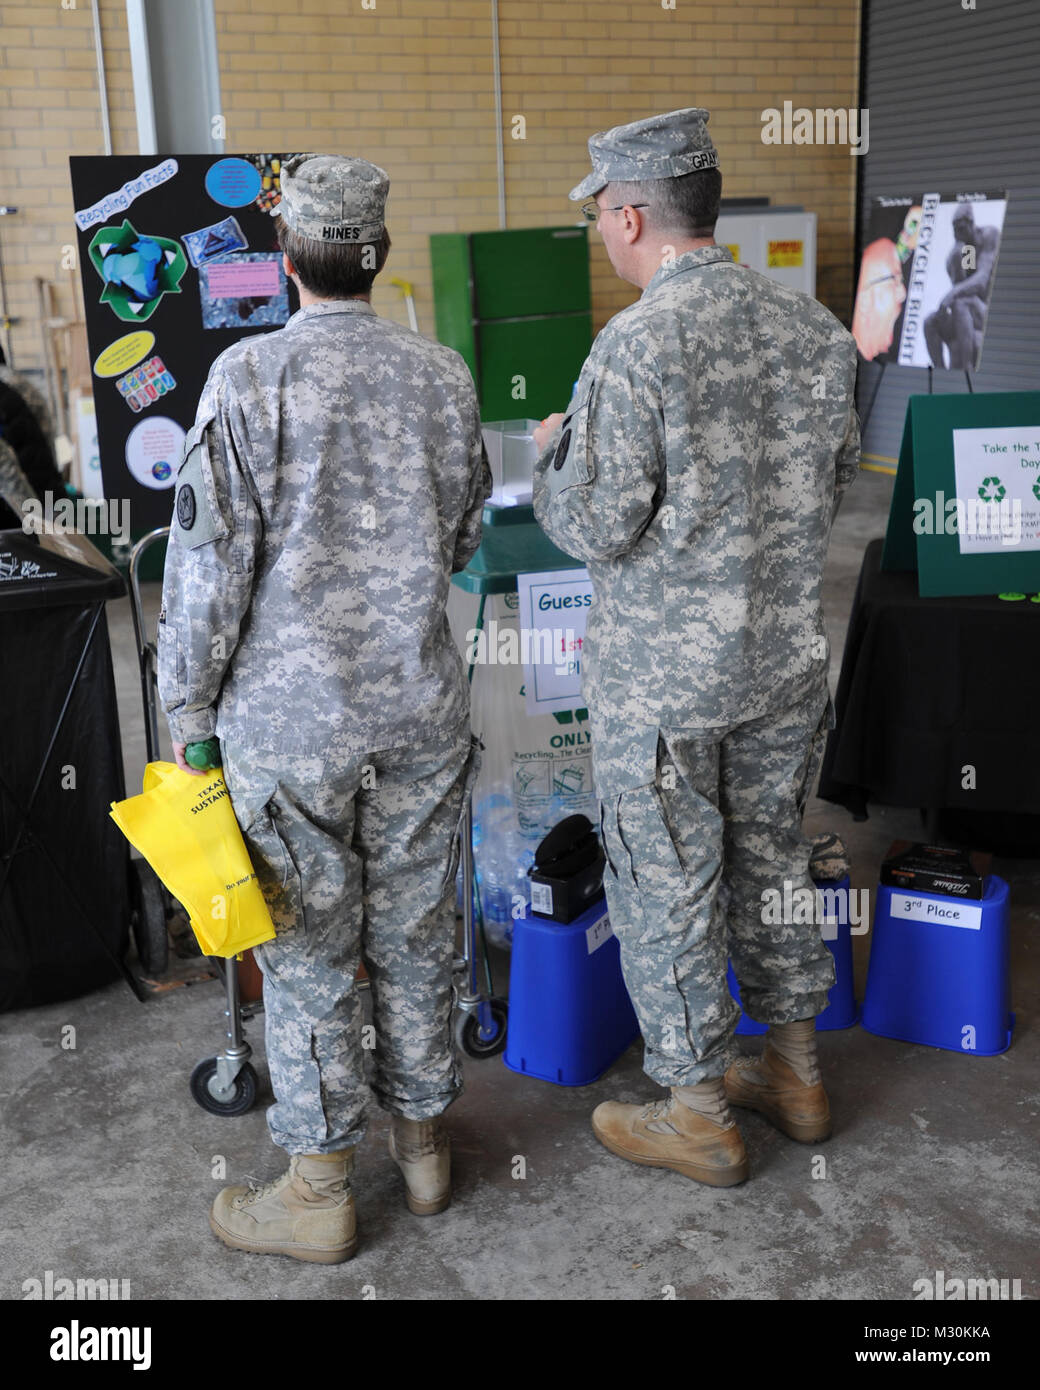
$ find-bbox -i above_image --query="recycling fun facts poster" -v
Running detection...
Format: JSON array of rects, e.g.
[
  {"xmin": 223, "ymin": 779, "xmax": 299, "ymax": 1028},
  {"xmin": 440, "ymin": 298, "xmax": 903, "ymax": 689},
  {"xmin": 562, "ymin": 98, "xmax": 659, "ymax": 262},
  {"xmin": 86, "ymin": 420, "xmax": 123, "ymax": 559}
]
[{"xmin": 70, "ymin": 154, "xmax": 303, "ymax": 533}]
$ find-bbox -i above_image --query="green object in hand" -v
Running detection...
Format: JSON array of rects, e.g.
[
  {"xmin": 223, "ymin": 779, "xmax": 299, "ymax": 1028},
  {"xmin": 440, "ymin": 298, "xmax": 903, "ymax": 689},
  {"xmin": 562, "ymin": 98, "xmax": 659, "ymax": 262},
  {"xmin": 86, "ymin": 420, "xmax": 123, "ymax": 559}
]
[{"xmin": 185, "ymin": 737, "xmax": 221, "ymax": 771}]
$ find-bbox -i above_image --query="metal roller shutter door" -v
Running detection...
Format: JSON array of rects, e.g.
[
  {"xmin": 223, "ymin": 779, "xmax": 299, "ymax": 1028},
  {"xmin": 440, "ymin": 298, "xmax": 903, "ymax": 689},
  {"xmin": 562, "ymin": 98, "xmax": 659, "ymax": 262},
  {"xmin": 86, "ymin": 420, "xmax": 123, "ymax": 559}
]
[{"xmin": 857, "ymin": 0, "xmax": 1040, "ymax": 463}]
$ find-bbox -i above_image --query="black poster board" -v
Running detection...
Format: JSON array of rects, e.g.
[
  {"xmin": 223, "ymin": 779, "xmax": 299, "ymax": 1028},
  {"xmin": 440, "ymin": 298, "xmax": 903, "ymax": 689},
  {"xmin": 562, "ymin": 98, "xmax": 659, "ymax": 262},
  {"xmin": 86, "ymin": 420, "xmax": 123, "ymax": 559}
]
[{"xmin": 69, "ymin": 154, "xmax": 301, "ymax": 534}]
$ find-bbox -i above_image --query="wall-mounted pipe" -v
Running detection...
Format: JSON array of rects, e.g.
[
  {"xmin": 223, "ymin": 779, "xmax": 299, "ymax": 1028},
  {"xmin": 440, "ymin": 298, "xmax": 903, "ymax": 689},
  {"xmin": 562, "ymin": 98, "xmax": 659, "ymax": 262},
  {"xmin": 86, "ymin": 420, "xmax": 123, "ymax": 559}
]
[
  {"xmin": 91, "ymin": 0, "xmax": 113, "ymax": 156},
  {"xmin": 491, "ymin": 0, "xmax": 506, "ymax": 228}
]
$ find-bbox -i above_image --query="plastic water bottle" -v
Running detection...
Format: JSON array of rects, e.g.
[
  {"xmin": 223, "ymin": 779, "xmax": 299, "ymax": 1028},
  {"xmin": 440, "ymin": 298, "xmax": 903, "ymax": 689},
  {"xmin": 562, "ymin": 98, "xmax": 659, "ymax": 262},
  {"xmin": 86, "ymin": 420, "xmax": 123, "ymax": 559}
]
[
  {"xmin": 472, "ymin": 790, "xmax": 519, "ymax": 947},
  {"xmin": 484, "ymin": 827, "xmax": 539, "ymax": 949},
  {"xmin": 458, "ymin": 792, "xmax": 510, "ymax": 930}
]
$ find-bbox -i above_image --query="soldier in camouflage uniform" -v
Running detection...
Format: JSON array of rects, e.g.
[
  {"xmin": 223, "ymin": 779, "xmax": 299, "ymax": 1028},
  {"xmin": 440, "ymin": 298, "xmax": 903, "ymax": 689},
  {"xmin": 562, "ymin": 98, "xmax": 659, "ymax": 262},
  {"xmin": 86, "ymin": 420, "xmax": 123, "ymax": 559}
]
[
  {"xmin": 158, "ymin": 155, "xmax": 490, "ymax": 1261},
  {"xmin": 532, "ymin": 109, "xmax": 860, "ymax": 1186}
]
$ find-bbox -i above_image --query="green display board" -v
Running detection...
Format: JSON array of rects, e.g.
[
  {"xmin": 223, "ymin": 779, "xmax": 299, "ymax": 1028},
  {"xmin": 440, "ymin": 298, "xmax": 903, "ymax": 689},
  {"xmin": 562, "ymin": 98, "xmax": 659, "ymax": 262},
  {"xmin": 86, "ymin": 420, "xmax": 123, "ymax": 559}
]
[{"xmin": 882, "ymin": 392, "xmax": 1040, "ymax": 597}]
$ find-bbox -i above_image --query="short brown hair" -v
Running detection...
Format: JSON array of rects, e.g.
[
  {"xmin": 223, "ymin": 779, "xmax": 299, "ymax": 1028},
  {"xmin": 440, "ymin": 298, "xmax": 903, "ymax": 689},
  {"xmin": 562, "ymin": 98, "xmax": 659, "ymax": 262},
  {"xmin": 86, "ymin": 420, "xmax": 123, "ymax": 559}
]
[
  {"xmin": 275, "ymin": 214, "xmax": 391, "ymax": 298},
  {"xmin": 605, "ymin": 168, "xmax": 723, "ymax": 238}
]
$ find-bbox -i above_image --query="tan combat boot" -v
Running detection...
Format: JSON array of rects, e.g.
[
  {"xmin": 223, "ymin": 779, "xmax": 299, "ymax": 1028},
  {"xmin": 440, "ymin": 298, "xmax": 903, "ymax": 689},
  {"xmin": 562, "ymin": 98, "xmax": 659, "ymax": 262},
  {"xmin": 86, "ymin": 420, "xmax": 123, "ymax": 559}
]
[
  {"xmin": 209, "ymin": 1149, "xmax": 357, "ymax": 1263},
  {"xmin": 724, "ymin": 1018, "xmax": 832, "ymax": 1143},
  {"xmin": 591, "ymin": 1089, "xmax": 749, "ymax": 1187},
  {"xmin": 388, "ymin": 1115, "xmax": 451, "ymax": 1215}
]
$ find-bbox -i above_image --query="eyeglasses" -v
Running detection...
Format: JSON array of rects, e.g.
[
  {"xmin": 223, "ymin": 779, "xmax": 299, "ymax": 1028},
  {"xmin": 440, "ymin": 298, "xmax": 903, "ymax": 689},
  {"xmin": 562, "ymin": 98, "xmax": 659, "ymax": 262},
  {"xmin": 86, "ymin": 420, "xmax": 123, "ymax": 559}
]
[{"xmin": 580, "ymin": 200, "xmax": 649, "ymax": 223}]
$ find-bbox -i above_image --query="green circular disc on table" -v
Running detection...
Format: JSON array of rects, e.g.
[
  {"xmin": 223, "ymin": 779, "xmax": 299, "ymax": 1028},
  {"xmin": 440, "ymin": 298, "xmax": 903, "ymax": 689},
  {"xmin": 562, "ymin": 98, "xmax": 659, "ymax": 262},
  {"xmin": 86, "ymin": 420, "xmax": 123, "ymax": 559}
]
[
  {"xmin": 1031, "ymin": 594, "xmax": 1040, "ymax": 604},
  {"xmin": 997, "ymin": 592, "xmax": 1026, "ymax": 601}
]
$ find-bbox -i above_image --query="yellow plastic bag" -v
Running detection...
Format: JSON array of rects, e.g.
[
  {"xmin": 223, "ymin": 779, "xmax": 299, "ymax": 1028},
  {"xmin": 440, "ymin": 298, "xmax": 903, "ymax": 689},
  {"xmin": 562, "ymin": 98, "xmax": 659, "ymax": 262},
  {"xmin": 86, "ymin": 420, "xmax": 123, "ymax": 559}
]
[{"xmin": 110, "ymin": 762, "xmax": 276, "ymax": 958}]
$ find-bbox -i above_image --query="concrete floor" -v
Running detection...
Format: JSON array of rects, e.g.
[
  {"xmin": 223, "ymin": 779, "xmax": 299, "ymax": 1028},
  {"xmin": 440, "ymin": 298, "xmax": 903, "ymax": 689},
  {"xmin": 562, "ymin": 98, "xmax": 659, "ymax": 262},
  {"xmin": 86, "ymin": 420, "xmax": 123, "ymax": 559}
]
[{"xmin": 1, "ymin": 472, "xmax": 1037, "ymax": 1302}]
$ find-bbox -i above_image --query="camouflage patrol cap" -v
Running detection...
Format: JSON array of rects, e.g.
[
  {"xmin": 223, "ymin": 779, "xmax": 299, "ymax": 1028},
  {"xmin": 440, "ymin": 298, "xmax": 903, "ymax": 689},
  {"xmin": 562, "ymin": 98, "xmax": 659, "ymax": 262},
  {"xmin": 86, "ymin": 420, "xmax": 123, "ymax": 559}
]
[
  {"xmin": 279, "ymin": 154, "xmax": 389, "ymax": 244},
  {"xmin": 568, "ymin": 107, "xmax": 719, "ymax": 201}
]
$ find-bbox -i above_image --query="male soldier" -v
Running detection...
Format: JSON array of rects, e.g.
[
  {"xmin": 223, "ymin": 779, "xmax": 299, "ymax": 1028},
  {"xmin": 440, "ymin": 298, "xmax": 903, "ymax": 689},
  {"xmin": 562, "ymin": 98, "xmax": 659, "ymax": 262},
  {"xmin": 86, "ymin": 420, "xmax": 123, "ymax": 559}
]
[
  {"xmin": 158, "ymin": 155, "xmax": 490, "ymax": 1261},
  {"xmin": 532, "ymin": 109, "xmax": 860, "ymax": 1187}
]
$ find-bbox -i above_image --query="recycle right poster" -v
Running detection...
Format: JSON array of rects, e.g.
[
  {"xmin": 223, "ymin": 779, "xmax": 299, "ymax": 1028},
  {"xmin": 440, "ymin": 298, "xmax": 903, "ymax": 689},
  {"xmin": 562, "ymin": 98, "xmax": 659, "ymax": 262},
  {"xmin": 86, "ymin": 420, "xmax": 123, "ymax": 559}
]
[{"xmin": 852, "ymin": 191, "xmax": 1008, "ymax": 370}]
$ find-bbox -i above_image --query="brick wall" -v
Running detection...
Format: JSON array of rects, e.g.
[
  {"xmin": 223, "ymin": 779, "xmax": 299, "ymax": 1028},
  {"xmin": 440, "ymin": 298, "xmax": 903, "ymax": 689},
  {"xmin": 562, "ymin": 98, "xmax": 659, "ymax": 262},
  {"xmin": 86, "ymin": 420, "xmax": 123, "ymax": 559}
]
[
  {"xmin": 0, "ymin": 0, "xmax": 861, "ymax": 373},
  {"xmin": 0, "ymin": 0, "xmax": 137, "ymax": 372}
]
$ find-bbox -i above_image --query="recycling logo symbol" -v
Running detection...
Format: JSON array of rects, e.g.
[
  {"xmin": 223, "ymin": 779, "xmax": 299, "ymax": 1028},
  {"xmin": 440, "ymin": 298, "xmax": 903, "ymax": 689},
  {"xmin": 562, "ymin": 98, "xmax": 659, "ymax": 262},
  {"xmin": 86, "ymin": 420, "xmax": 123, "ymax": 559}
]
[
  {"xmin": 1033, "ymin": 479, "xmax": 1040, "ymax": 503},
  {"xmin": 978, "ymin": 475, "xmax": 1005, "ymax": 503}
]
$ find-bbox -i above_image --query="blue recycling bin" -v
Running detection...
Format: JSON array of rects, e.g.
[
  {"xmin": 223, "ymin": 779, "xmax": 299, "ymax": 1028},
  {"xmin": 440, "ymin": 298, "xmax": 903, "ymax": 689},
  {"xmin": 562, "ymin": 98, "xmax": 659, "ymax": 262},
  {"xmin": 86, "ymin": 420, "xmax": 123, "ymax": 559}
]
[
  {"xmin": 728, "ymin": 874, "xmax": 860, "ymax": 1034},
  {"xmin": 504, "ymin": 896, "xmax": 639, "ymax": 1086},
  {"xmin": 862, "ymin": 875, "xmax": 1012, "ymax": 1055}
]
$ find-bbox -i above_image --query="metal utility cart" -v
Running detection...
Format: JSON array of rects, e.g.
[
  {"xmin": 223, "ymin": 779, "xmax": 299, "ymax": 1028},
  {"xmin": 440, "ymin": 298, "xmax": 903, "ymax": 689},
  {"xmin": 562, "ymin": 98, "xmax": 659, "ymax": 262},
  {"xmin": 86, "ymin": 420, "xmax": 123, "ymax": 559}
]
[
  {"xmin": 127, "ymin": 527, "xmax": 260, "ymax": 1115},
  {"xmin": 451, "ymin": 500, "xmax": 587, "ymax": 1058},
  {"xmin": 126, "ymin": 516, "xmax": 582, "ymax": 1103}
]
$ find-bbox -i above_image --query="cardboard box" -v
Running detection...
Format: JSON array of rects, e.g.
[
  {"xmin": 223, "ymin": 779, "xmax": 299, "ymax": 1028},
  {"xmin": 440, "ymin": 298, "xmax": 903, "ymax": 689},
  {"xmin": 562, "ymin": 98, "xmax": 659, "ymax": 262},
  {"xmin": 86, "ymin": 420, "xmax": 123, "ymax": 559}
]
[{"xmin": 880, "ymin": 841, "xmax": 992, "ymax": 900}]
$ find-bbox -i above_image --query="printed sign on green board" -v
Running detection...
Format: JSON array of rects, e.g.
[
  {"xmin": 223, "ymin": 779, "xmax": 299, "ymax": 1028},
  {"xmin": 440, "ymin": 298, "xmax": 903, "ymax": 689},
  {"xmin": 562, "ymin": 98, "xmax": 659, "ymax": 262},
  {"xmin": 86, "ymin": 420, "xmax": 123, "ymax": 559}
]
[{"xmin": 881, "ymin": 392, "xmax": 1040, "ymax": 597}]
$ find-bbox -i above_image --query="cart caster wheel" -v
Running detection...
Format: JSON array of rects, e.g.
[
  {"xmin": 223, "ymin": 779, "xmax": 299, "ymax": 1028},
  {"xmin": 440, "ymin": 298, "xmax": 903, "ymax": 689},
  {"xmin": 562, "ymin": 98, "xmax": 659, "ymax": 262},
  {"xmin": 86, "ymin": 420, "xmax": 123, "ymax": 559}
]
[
  {"xmin": 189, "ymin": 1057, "xmax": 258, "ymax": 1116},
  {"xmin": 130, "ymin": 858, "xmax": 168, "ymax": 977},
  {"xmin": 457, "ymin": 998, "xmax": 508, "ymax": 1058}
]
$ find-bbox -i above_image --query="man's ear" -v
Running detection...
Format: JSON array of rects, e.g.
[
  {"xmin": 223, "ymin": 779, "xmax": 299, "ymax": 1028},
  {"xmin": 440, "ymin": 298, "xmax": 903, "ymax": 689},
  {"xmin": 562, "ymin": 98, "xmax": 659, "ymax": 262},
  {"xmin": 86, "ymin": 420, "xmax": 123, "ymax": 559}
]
[
  {"xmin": 622, "ymin": 207, "xmax": 643, "ymax": 244},
  {"xmin": 282, "ymin": 253, "xmax": 296, "ymax": 282}
]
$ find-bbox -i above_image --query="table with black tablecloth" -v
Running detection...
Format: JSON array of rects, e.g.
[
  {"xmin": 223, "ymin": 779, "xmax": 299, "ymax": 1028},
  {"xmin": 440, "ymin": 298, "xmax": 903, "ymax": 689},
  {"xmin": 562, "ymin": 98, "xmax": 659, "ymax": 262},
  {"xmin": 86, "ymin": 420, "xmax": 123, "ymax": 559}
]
[{"xmin": 819, "ymin": 539, "xmax": 1040, "ymax": 854}]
